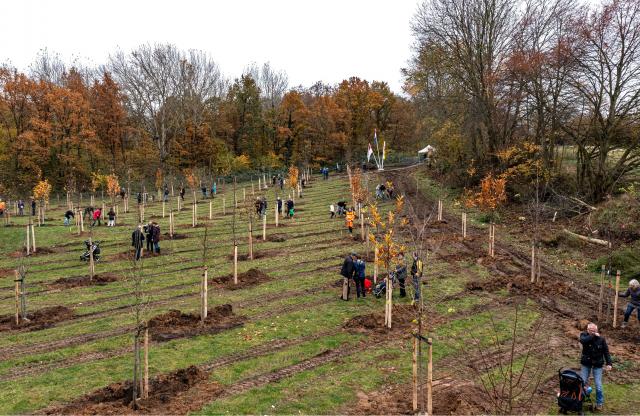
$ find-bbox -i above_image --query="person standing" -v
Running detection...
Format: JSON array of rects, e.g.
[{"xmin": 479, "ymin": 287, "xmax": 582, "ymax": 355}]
[
  {"xmin": 107, "ymin": 208, "xmax": 116, "ymax": 227},
  {"xmin": 180, "ymin": 186, "xmax": 186, "ymax": 201},
  {"xmin": 163, "ymin": 185, "xmax": 169, "ymax": 202},
  {"xmin": 277, "ymin": 197, "xmax": 283, "ymax": 216},
  {"xmin": 330, "ymin": 204, "xmax": 336, "ymax": 219},
  {"xmin": 212, "ymin": 182, "xmax": 217, "ymax": 196},
  {"xmin": 31, "ymin": 199, "xmax": 36, "ymax": 216},
  {"xmin": 354, "ymin": 255, "xmax": 366, "ymax": 298},
  {"xmin": 619, "ymin": 279, "xmax": 640, "ymax": 328},
  {"xmin": 132, "ymin": 225, "xmax": 145, "ymax": 261},
  {"xmin": 579, "ymin": 323, "xmax": 612, "ymax": 411},
  {"xmin": 144, "ymin": 222, "xmax": 154, "ymax": 253},
  {"xmin": 411, "ymin": 252, "xmax": 424, "ymax": 304},
  {"xmin": 151, "ymin": 221, "xmax": 161, "ymax": 254},
  {"xmin": 340, "ymin": 252, "xmax": 356, "ymax": 301},
  {"xmin": 345, "ymin": 208, "xmax": 355, "ymax": 235},
  {"xmin": 92, "ymin": 207, "xmax": 102, "ymax": 227},
  {"xmin": 18, "ymin": 200, "xmax": 24, "ymax": 216},
  {"xmin": 395, "ymin": 253, "xmax": 407, "ymax": 297}
]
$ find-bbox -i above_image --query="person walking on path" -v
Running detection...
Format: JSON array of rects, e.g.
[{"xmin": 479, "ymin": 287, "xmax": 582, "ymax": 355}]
[
  {"xmin": 163, "ymin": 186, "xmax": 169, "ymax": 202},
  {"xmin": 180, "ymin": 186, "xmax": 186, "ymax": 201},
  {"xmin": 579, "ymin": 323, "xmax": 612, "ymax": 410},
  {"xmin": 107, "ymin": 208, "xmax": 116, "ymax": 227},
  {"xmin": 340, "ymin": 252, "xmax": 356, "ymax": 300},
  {"xmin": 31, "ymin": 199, "xmax": 36, "ymax": 216},
  {"xmin": 18, "ymin": 200, "xmax": 24, "ymax": 216},
  {"xmin": 132, "ymin": 225, "xmax": 145, "ymax": 261},
  {"xmin": 395, "ymin": 253, "xmax": 408, "ymax": 297},
  {"xmin": 151, "ymin": 221, "xmax": 161, "ymax": 254},
  {"xmin": 411, "ymin": 252, "xmax": 424, "ymax": 304},
  {"xmin": 64, "ymin": 209, "xmax": 75, "ymax": 226},
  {"xmin": 354, "ymin": 255, "xmax": 366, "ymax": 298},
  {"xmin": 330, "ymin": 204, "xmax": 336, "ymax": 219},
  {"xmin": 619, "ymin": 279, "xmax": 640, "ymax": 328},
  {"xmin": 92, "ymin": 208, "xmax": 102, "ymax": 227},
  {"xmin": 345, "ymin": 207, "xmax": 356, "ymax": 235}
]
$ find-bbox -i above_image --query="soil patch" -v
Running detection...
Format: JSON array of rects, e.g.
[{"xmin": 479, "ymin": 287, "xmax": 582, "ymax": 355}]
[
  {"xmin": 148, "ymin": 305, "xmax": 245, "ymax": 342},
  {"xmin": 177, "ymin": 223, "xmax": 206, "ymax": 229},
  {"xmin": 0, "ymin": 306, "xmax": 75, "ymax": 332},
  {"xmin": 42, "ymin": 366, "xmax": 223, "ymax": 415},
  {"xmin": 210, "ymin": 268, "xmax": 270, "ymax": 290},
  {"xmin": 343, "ymin": 305, "xmax": 417, "ymax": 335},
  {"xmin": 9, "ymin": 246, "xmax": 60, "ymax": 258},
  {"xmin": 226, "ymin": 250, "xmax": 275, "ymax": 262},
  {"xmin": 264, "ymin": 233, "xmax": 286, "ymax": 242},
  {"xmin": 0, "ymin": 268, "xmax": 14, "ymax": 279},
  {"xmin": 48, "ymin": 273, "xmax": 122, "ymax": 289},
  {"xmin": 162, "ymin": 233, "xmax": 189, "ymax": 240},
  {"xmin": 465, "ymin": 274, "xmax": 570, "ymax": 296}
]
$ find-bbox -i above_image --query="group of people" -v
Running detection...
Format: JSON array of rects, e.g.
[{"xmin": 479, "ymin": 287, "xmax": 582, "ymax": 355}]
[
  {"xmin": 68, "ymin": 206, "xmax": 117, "ymax": 227},
  {"xmin": 254, "ymin": 197, "xmax": 268, "ymax": 217},
  {"xmin": 321, "ymin": 167, "xmax": 330, "ymax": 180},
  {"xmin": 131, "ymin": 222, "xmax": 161, "ymax": 260},
  {"xmin": 375, "ymin": 182, "xmax": 394, "ymax": 200},
  {"xmin": 272, "ymin": 174, "xmax": 285, "ymax": 190},
  {"xmin": 339, "ymin": 251, "xmax": 423, "ymax": 302}
]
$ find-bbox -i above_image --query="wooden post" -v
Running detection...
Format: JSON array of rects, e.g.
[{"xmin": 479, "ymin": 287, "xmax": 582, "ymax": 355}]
[
  {"xmin": 222, "ymin": 197, "xmax": 226, "ymax": 216},
  {"xmin": 437, "ymin": 200, "xmax": 442, "ymax": 221},
  {"xmin": 248, "ymin": 221, "xmax": 253, "ymax": 260},
  {"xmin": 462, "ymin": 213, "xmax": 467, "ymax": 238},
  {"xmin": 412, "ymin": 336, "xmax": 418, "ymax": 413},
  {"xmin": 26, "ymin": 224, "xmax": 30, "ymax": 256},
  {"xmin": 89, "ymin": 236, "xmax": 95, "ymax": 280},
  {"xmin": 262, "ymin": 214, "xmax": 267, "ymax": 241},
  {"xmin": 275, "ymin": 203, "xmax": 279, "ymax": 227},
  {"xmin": 233, "ymin": 244, "xmax": 238, "ymax": 285},
  {"xmin": 162, "ymin": 201, "xmax": 165, "ymax": 218},
  {"xmin": 201, "ymin": 267, "xmax": 208, "ymax": 321},
  {"xmin": 613, "ymin": 270, "xmax": 621, "ymax": 328},
  {"xmin": 143, "ymin": 326, "xmax": 149, "ymax": 399},
  {"xmin": 80, "ymin": 210, "xmax": 84, "ymax": 232},
  {"xmin": 530, "ymin": 243, "xmax": 536, "ymax": 283},
  {"xmin": 258, "ymin": 177, "xmax": 261, "ymax": 190},
  {"xmin": 169, "ymin": 211, "xmax": 174, "ymax": 238},
  {"xmin": 101, "ymin": 202, "xmax": 106, "ymax": 221},
  {"xmin": 427, "ymin": 338, "xmax": 433, "ymax": 416},
  {"xmin": 598, "ymin": 265, "xmax": 606, "ymax": 320},
  {"xmin": 360, "ymin": 212, "xmax": 365, "ymax": 242},
  {"xmin": 192, "ymin": 204, "xmax": 196, "ymax": 227},
  {"xmin": 243, "ymin": 187, "xmax": 246, "ymax": 202},
  {"xmin": 14, "ymin": 273, "xmax": 19, "ymax": 326},
  {"xmin": 373, "ymin": 249, "xmax": 378, "ymax": 284},
  {"xmin": 387, "ymin": 276, "xmax": 393, "ymax": 329},
  {"xmin": 209, "ymin": 201, "xmax": 213, "ymax": 220},
  {"xmin": 30, "ymin": 221, "xmax": 35, "ymax": 253},
  {"xmin": 178, "ymin": 196, "xmax": 181, "ymax": 212},
  {"xmin": 263, "ymin": 173, "xmax": 267, "ymax": 189},
  {"xmin": 115, "ymin": 205, "xmax": 119, "ymax": 225},
  {"xmin": 489, "ymin": 224, "xmax": 495, "ymax": 257}
]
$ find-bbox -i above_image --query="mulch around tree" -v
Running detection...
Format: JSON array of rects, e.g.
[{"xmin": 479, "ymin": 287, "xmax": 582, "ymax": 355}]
[
  {"xmin": 147, "ymin": 304, "xmax": 245, "ymax": 342},
  {"xmin": 48, "ymin": 273, "xmax": 122, "ymax": 289},
  {"xmin": 210, "ymin": 268, "xmax": 270, "ymax": 290},
  {"xmin": 0, "ymin": 306, "xmax": 75, "ymax": 332}
]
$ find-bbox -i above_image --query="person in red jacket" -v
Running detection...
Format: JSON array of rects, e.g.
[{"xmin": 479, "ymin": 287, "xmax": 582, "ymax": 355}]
[{"xmin": 92, "ymin": 208, "xmax": 102, "ymax": 227}]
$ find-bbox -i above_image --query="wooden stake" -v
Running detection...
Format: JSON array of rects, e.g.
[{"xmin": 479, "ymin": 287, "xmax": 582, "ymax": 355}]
[
  {"xmin": 462, "ymin": 213, "xmax": 467, "ymax": 238},
  {"xmin": 262, "ymin": 214, "xmax": 267, "ymax": 241},
  {"xmin": 388, "ymin": 277, "xmax": 393, "ymax": 329},
  {"xmin": 613, "ymin": 270, "xmax": 621, "ymax": 328},
  {"xmin": 26, "ymin": 224, "xmax": 30, "ymax": 256},
  {"xmin": 275, "ymin": 203, "xmax": 279, "ymax": 227},
  {"xmin": 373, "ymin": 249, "xmax": 378, "ymax": 284},
  {"xmin": 14, "ymin": 273, "xmax": 19, "ymax": 326},
  {"xmin": 233, "ymin": 244, "xmax": 238, "ymax": 285},
  {"xmin": 143, "ymin": 326, "xmax": 149, "ymax": 399},
  {"xmin": 427, "ymin": 338, "xmax": 433, "ymax": 416},
  {"xmin": 192, "ymin": 204, "xmax": 196, "ymax": 227},
  {"xmin": 169, "ymin": 211, "xmax": 174, "ymax": 238},
  {"xmin": 258, "ymin": 177, "xmax": 261, "ymax": 190},
  {"xmin": 243, "ymin": 187, "xmax": 246, "ymax": 202},
  {"xmin": 360, "ymin": 211, "xmax": 365, "ymax": 242},
  {"xmin": 412, "ymin": 336, "xmax": 418, "ymax": 413},
  {"xmin": 598, "ymin": 265, "xmax": 605, "ymax": 320},
  {"xmin": 80, "ymin": 211, "xmax": 84, "ymax": 232},
  {"xmin": 89, "ymin": 236, "xmax": 95, "ymax": 280},
  {"xmin": 248, "ymin": 221, "xmax": 253, "ymax": 260},
  {"xmin": 222, "ymin": 197, "xmax": 226, "ymax": 216},
  {"xmin": 201, "ymin": 267, "xmax": 208, "ymax": 321},
  {"xmin": 530, "ymin": 243, "xmax": 536, "ymax": 284},
  {"xmin": 162, "ymin": 201, "xmax": 165, "ymax": 218},
  {"xmin": 489, "ymin": 224, "xmax": 495, "ymax": 257},
  {"xmin": 30, "ymin": 222, "xmax": 35, "ymax": 253},
  {"xmin": 209, "ymin": 201, "xmax": 213, "ymax": 220},
  {"xmin": 437, "ymin": 200, "xmax": 442, "ymax": 221}
]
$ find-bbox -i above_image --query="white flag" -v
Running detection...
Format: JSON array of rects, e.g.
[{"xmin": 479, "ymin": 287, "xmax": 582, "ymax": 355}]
[{"xmin": 367, "ymin": 143, "xmax": 373, "ymax": 162}]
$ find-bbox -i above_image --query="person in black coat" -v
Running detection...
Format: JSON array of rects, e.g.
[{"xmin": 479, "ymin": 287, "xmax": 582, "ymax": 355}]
[
  {"xmin": 340, "ymin": 252, "xmax": 356, "ymax": 300},
  {"xmin": 579, "ymin": 323, "xmax": 612, "ymax": 410},
  {"xmin": 31, "ymin": 199, "xmax": 36, "ymax": 216},
  {"xmin": 144, "ymin": 222, "xmax": 153, "ymax": 252},
  {"xmin": 131, "ymin": 225, "xmax": 145, "ymax": 260},
  {"xmin": 151, "ymin": 221, "xmax": 161, "ymax": 254}
]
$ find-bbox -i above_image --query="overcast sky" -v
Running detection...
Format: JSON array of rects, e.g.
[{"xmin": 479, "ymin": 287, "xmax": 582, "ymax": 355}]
[{"xmin": 1, "ymin": 0, "xmax": 420, "ymax": 93}]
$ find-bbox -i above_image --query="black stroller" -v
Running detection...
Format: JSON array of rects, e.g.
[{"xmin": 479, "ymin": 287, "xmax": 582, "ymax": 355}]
[
  {"xmin": 373, "ymin": 271, "xmax": 396, "ymax": 298},
  {"xmin": 557, "ymin": 368, "xmax": 593, "ymax": 414},
  {"xmin": 80, "ymin": 240, "xmax": 101, "ymax": 262}
]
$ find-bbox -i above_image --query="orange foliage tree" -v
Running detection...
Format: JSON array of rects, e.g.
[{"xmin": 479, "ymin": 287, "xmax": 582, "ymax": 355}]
[{"xmin": 464, "ymin": 173, "xmax": 507, "ymax": 222}]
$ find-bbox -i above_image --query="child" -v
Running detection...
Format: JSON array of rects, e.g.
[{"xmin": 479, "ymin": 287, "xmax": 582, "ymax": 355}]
[{"xmin": 330, "ymin": 204, "xmax": 335, "ymax": 219}]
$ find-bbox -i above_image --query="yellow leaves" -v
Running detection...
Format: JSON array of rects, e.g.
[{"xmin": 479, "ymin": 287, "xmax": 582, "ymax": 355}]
[
  {"xmin": 184, "ymin": 169, "xmax": 198, "ymax": 190},
  {"xmin": 349, "ymin": 168, "xmax": 368, "ymax": 204},
  {"xmin": 91, "ymin": 172, "xmax": 107, "ymax": 192},
  {"xmin": 464, "ymin": 173, "xmax": 507, "ymax": 212},
  {"xmin": 33, "ymin": 179, "xmax": 52, "ymax": 202},
  {"xmin": 155, "ymin": 168, "xmax": 163, "ymax": 190},
  {"xmin": 288, "ymin": 166, "xmax": 299, "ymax": 189},
  {"xmin": 106, "ymin": 174, "xmax": 120, "ymax": 199},
  {"xmin": 395, "ymin": 194, "xmax": 404, "ymax": 213}
]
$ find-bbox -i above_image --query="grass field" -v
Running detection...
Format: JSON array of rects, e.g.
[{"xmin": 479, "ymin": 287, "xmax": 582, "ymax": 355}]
[{"xmin": 0, "ymin": 168, "xmax": 638, "ymax": 414}]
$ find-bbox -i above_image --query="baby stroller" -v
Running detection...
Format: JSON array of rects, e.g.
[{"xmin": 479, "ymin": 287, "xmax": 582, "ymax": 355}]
[
  {"xmin": 80, "ymin": 240, "xmax": 101, "ymax": 262},
  {"xmin": 557, "ymin": 368, "xmax": 593, "ymax": 414},
  {"xmin": 373, "ymin": 271, "xmax": 396, "ymax": 298}
]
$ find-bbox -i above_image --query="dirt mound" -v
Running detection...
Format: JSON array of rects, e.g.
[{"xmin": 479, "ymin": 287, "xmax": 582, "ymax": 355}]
[
  {"xmin": 465, "ymin": 274, "xmax": 570, "ymax": 296},
  {"xmin": 148, "ymin": 305, "xmax": 245, "ymax": 342},
  {"xmin": 344, "ymin": 305, "xmax": 416, "ymax": 334},
  {"xmin": 265, "ymin": 234, "xmax": 286, "ymax": 242},
  {"xmin": 43, "ymin": 366, "xmax": 223, "ymax": 415},
  {"xmin": 0, "ymin": 268, "xmax": 14, "ymax": 279},
  {"xmin": 0, "ymin": 305, "xmax": 75, "ymax": 331},
  {"xmin": 162, "ymin": 233, "xmax": 189, "ymax": 240},
  {"xmin": 226, "ymin": 250, "xmax": 274, "ymax": 261},
  {"xmin": 9, "ymin": 246, "xmax": 60, "ymax": 258},
  {"xmin": 210, "ymin": 268, "xmax": 270, "ymax": 290},
  {"xmin": 49, "ymin": 273, "xmax": 121, "ymax": 289}
]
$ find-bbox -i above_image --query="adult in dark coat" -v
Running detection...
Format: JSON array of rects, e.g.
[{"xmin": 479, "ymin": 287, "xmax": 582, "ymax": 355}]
[
  {"xmin": 131, "ymin": 225, "xmax": 145, "ymax": 260},
  {"xmin": 151, "ymin": 221, "xmax": 161, "ymax": 254},
  {"xmin": 579, "ymin": 323, "xmax": 612, "ymax": 410},
  {"xmin": 340, "ymin": 253, "xmax": 356, "ymax": 301}
]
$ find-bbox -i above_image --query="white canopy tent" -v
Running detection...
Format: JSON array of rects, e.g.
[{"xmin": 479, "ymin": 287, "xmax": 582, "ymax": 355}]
[{"xmin": 418, "ymin": 145, "xmax": 435, "ymax": 154}]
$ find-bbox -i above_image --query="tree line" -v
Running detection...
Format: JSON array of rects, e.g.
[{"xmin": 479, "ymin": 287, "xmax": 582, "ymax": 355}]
[
  {"xmin": 406, "ymin": 0, "xmax": 640, "ymax": 202},
  {"xmin": 0, "ymin": 46, "xmax": 417, "ymax": 196}
]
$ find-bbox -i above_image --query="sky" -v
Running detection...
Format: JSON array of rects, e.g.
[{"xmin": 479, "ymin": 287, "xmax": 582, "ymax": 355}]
[{"xmin": 1, "ymin": 0, "xmax": 420, "ymax": 93}]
